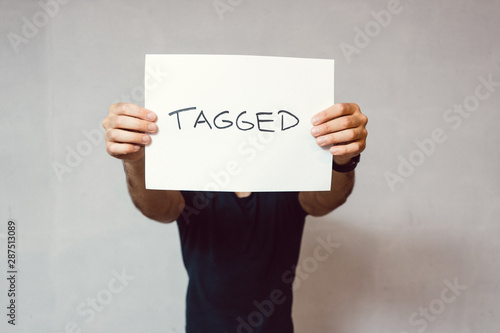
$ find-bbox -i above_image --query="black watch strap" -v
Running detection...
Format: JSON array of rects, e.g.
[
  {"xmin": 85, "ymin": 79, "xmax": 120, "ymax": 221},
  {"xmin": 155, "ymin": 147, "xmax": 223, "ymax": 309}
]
[{"xmin": 332, "ymin": 154, "xmax": 360, "ymax": 173}]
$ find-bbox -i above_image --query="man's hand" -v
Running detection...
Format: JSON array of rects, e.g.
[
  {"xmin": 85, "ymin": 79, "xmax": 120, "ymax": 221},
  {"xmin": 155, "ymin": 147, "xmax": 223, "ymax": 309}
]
[
  {"xmin": 102, "ymin": 103, "xmax": 184, "ymax": 223},
  {"xmin": 102, "ymin": 103, "xmax": 158, "ymax": 162},
  {"xmin": 310, "ymin": 103, "xmax": 368, "ymax": 165},
  {"xmin": 299, "ymin": 103, "xmax": 368, "ymax": 217}
]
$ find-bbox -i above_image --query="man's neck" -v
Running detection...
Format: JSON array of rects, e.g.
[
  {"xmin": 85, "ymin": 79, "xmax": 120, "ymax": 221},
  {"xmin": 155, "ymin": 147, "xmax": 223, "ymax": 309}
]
[{"xmin": 234, "ymin": 192, "xmax": 252, "ymax": 198}]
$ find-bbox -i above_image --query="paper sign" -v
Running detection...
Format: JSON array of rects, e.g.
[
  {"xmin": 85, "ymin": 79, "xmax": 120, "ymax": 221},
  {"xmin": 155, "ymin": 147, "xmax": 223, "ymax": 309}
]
[{"xmin": 145, "ymin": 54, "xmax": 334, "ymax": 192}]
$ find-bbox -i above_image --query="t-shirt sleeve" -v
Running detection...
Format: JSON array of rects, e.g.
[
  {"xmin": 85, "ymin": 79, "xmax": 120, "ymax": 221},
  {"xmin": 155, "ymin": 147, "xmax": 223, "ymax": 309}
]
[
  {"xmin": 177, "ymin": 191, "xmax": 215, "ymax": 226},
  {"xmin": 177, "ymin": 191, "xmax": 201, "ymax": 227},
  {"xmin": 284, "ymin": 191, "xmax": 309, "ymax": 219}
]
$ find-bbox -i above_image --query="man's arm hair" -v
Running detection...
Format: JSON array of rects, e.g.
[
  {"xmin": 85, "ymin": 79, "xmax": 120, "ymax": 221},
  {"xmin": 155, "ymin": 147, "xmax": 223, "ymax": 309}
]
[{"xmin": 123, "ymin": 157, "xmax": 185, "ymax": 223}]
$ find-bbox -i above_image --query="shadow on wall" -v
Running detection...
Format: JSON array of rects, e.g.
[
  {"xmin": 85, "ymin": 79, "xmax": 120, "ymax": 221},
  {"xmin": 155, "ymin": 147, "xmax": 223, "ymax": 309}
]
[{"xmin": 292, "ymin": 217, "xmax": 466, "ymax": 333}]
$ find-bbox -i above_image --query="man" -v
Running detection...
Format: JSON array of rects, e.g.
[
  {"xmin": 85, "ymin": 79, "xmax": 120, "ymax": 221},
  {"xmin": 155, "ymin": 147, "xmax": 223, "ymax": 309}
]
[{"xmin": 103, "ymin": 102, "xmax": 368, "ymax": 332}]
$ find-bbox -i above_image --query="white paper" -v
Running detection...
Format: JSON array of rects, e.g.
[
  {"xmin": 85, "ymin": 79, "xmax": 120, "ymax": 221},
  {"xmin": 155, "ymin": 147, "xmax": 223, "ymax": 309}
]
[{"xmin": 145, "ymin": 54, "xmax": 334, "ymax": 192}]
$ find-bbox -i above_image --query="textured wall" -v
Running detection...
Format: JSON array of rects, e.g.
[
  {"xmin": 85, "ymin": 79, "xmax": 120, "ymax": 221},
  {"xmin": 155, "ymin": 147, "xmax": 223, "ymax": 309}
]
[{"xmin": 1, "ymin": 0, "xmax": 499, "ymax": 332}]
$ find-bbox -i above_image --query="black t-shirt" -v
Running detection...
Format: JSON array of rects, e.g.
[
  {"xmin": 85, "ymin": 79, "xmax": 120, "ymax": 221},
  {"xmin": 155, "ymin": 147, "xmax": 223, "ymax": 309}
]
[{"xmin": 177, "ymin": 191, "xmax": 308, "ymax": 333}]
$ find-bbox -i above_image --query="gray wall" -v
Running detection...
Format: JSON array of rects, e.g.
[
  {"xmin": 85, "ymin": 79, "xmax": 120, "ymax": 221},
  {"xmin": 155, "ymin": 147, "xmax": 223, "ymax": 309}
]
[{"xmin": 1, "ymin": 0, "xmax": 499, "ymax": 332}]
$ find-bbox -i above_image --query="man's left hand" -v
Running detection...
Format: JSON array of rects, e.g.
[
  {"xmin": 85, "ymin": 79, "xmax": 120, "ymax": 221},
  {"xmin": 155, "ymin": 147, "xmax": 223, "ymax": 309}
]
[{"xmin": 310, "ymin": 103, "xmax": 368, "ymax": 165}]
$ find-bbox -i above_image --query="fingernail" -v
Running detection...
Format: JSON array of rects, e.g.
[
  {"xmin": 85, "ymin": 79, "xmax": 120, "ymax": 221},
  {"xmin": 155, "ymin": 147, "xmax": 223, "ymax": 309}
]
[
  {"xmin": 316, "ymin": 137, "xmax": 325, "ymax": 145},
  {"xmin": 148, "ymin": 123, "xmax": 156, "ymax": 132},
  {"xmin": 134, "ymin": 145, "xmax": 141, "ymax": 151},
  {"xmin": 147, "ymin": 112, "xmax": 155, "ymax": 120},
  {"xmin": 142, "ymin": 135, "xmax": 149, "ymax": 142},
  {"xmin": 312, "ymin": 116, "xmax": 319, "ymax": 125},
  {"xmin": 311, "ymin": 127, "xmax": 319, "ymax": 135},
  {"xmin": 330, "ymin": 147, "xmax": 339, "ymax": 154}
]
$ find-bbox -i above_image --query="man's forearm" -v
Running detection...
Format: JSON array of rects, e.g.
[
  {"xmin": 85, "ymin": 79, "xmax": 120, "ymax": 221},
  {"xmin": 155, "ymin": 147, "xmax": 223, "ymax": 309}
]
[
  {"xmin": 123, "ymin": 157, "xmax": 184, "ymax": 223},
  {"xmin": 299, "ymin": 169, "xmax": 355, "ymax": 217}
]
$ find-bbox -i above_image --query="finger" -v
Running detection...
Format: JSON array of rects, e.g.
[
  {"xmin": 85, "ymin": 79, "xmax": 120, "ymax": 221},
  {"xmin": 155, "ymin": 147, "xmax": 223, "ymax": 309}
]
[
  {"xmin": 311, "ymin": 114, "xmax": 361, "ymax": 137},
  {"xmin": 315, "ymin": 127, "xmax": 367, "ymax": 147},
  {"xmin": 311, "ymin": 103, "xmax": 359, "ymax": 126},
  {"xmin": 110, "ymin": 103, "xmax": 157, "ymax": 122},
  {"xmin": 329, "ymin": 140, "xmax": 366, "ymax": 157},
  {"xmin": 106, "ymin": 128, "xmax": 151, "ymax": 145},
  {"xmin": 112, "ymin": 115, "xmax": 157, "ymax": 133},
  {"xmin": 106, "ymin": 141, "xmax": 141, "ymax": 157}
]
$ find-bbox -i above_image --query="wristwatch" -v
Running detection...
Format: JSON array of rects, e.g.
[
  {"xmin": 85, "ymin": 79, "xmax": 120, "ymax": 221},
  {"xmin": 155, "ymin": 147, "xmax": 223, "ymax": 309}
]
[{"xmin": 332, "ymin": 154, "xmax": 360, "ymax": 173}]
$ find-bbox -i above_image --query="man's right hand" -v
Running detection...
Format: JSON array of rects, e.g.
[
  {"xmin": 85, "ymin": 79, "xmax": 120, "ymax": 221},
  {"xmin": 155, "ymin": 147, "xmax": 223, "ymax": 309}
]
[
  {"xmin": 103, "ymin": 103, "xmax": 184, "ymax": 223},
  {"xmin": 102, "ymin": 103, "xmax": 158, "ymax": 162}
]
